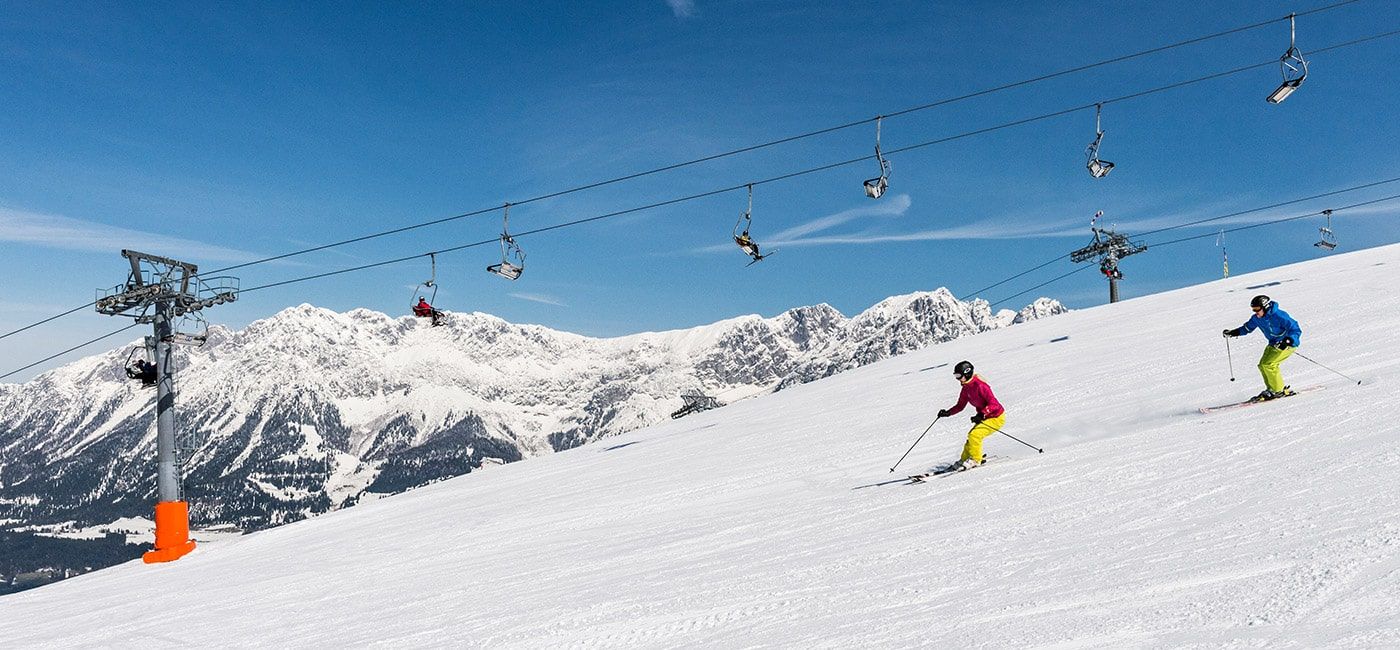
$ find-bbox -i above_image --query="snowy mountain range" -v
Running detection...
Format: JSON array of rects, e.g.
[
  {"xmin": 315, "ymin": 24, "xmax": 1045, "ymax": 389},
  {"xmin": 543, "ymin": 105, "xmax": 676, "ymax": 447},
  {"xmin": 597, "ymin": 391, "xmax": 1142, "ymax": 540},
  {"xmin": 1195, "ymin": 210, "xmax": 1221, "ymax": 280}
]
[{"xmin": 0, "ymin": 289, "xmax": 1063, "ymax": 534}]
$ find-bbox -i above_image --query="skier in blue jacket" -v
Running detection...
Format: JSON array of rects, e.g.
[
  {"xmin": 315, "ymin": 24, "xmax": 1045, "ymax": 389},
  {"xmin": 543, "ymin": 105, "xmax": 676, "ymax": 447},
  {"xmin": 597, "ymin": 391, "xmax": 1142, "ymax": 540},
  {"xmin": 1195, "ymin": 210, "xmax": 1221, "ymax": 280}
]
[{"xmin": 1222, "ymin": 294, "xmax": 1303, "ymax": 401}]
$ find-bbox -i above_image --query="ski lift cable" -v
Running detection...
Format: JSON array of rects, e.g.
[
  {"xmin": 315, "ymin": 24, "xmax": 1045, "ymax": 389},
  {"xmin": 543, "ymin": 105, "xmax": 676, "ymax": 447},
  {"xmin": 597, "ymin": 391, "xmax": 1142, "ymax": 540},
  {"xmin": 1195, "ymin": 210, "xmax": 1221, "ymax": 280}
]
[
  {"xmin": 0, "ymin": 300, "xmax": 99, "ymax": 342},
  {"xmin": 0, "ymin": 323, "xmax": 143, "ymax": 382},
  {"xmin": 987, "ymin": 265, "xmax": 1096, "ymax": 309},
  {"xmin": 241, "ymin": 170, "xmax": 1400, "ymax": 307},
  {"xmin": 985, "ymin": 193, "xmax": 1400, "ymax": 308},
  {"xmin": 1145, "ymin": 192, "xmax": 1400, "ymax": 249},
  {"xmin": 2, "ymin": 12, "xmax": 1385, "ymax": 341},
  {"xmin": 198, "ymin": 1, "xmax": 1364, "ymax": 279},
  {"xmin": 17, "ymin": 191, "xmax": 1396, "ymax": 381},
  {"xmin": 1135, "ymin": 175, "xmax": 1400, "ymax": 238},
  {"xmin": 959, "ymin": 256, "xmax": 1072, "ymax": 303},
  {"xmin": 6, "ymin": 19, "xmax": 1397, "ymax": 344},
  {"xmin": 239, "ymin": 28, "xmax": 1400, "ymax": 291},
  {"xmin": 848, "ymin": 29, "xmax": 1400, "ymax": 166},
  {"xmin": 962, "ymin": 176, "xmax": 1400, "ymax": 303}
]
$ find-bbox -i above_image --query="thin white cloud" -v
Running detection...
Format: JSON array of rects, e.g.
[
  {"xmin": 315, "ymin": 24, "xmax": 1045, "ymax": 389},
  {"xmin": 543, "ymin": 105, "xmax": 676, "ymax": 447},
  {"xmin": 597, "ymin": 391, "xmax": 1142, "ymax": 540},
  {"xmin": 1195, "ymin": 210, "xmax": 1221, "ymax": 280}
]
[
  {"xmin": 666, "ymin": 0, "xmax": 695, "ymax": 17},
  {"xmin": 770, "ymin": 194, "xmax": 912, "ymax": 240},
  {"xmin": 509, "ymin": 292, "xmax": 567, "ymax": 307},
  {"xmin": 773, "ymin": 220, "xmax": 1085, "ymax": 247},
  {"xmin": 773, "ymin": 194, "xmax": 1400, "ymax": 249},
  {"xmin": 693, "ymin": 195, "xmax": 913, "ymax": 253},
  {"xmin": 0, "ymin": 206, "xmax": 261, "ymax": 263}
]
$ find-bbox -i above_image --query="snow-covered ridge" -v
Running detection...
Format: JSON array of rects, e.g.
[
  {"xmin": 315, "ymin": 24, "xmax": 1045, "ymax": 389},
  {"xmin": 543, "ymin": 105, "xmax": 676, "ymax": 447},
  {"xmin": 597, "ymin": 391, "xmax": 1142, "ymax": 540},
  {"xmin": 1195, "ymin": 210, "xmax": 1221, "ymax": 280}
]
[
  {"xmin": 4, "ymin": 244, "xmax": 1396, "ymax": 646},
  {"xmin": 0, "ymin": 289, "xmax": 1064, "ymax": 532}
]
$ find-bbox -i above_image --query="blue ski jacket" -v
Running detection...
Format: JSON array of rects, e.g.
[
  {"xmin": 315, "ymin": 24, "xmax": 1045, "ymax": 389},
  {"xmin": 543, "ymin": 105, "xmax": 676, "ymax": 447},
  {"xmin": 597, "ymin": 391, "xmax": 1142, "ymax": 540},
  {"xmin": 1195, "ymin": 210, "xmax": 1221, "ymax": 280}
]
[{"xmin": 1239, "ymin": 303, "xmax": 1303, "ymax": 347}]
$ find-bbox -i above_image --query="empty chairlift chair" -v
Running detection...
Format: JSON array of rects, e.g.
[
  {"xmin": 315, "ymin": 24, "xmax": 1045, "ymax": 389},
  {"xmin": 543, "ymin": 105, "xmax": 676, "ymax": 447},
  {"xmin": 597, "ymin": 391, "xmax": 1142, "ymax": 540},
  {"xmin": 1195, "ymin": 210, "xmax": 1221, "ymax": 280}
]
[
  {"xmin": 1085, "ymin": 103, "xmax": 1114, "ymax": 178},
  {"xmin": 1314, "ymin": 209, "xmax": 1338, "ymax": 251},
  {"xmin": 487, "ymin": 203, "xmax": 526, "ymax": 280},
  {"xmin": 1268, "ymin": 13, "xmax": 1309, "ymax": 104},
  {"xmin": 863, "ymin": 116, "xmax": 891, "ymax": 199}
]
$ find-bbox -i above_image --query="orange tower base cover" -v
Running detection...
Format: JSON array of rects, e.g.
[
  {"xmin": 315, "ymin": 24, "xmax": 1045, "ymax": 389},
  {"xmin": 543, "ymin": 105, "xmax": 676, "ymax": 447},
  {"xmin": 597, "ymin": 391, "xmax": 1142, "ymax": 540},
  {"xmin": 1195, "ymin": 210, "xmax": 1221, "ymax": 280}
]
[{"xmin": 143, "ymin": 500, "xmax": 197, "ymax": 564}]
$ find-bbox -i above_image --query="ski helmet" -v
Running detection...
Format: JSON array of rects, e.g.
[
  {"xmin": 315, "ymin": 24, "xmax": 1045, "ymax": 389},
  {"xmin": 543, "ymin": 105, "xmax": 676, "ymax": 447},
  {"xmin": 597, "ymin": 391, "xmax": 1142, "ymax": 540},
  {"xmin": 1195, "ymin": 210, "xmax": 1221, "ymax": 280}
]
[
  {"xmin": 954, "ymin": 360, "xmax": 974, "ymax": 380},
  {"xmin": 1250, "ymin": 295, "xmax": 1272, "ymax": 312}
]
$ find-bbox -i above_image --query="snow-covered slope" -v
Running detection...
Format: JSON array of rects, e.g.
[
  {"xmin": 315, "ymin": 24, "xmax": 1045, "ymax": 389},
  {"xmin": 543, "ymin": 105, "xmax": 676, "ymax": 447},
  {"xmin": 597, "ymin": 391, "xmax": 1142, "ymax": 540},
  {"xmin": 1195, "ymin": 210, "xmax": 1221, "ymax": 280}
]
[
  {"xmin": 3, "ymin": 245, "xmax": 1397, "ymax": 647},
  {"xmin": 0, "ymin": 289, "xmax": 1061, "ymax": 533}
]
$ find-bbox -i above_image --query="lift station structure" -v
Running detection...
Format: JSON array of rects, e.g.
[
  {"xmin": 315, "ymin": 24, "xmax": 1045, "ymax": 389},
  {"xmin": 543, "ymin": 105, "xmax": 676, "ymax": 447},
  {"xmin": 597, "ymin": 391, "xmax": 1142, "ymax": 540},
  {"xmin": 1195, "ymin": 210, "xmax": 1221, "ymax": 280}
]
[
  {"xmin": 95, "ymin": 250, "xmax": 238, "ymax": 563},
  {"xmin": 1070, "ymin": 215, "xmax": 1148, "ymax": 304}
]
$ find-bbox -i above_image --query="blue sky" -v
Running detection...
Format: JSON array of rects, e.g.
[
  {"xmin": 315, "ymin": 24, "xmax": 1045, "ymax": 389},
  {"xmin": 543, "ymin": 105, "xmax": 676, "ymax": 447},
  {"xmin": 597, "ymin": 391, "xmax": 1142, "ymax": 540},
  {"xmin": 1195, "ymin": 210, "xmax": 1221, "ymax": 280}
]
[{"xmin": 4, "ymin": 0, "xmax": 1400, "ymax": 381}]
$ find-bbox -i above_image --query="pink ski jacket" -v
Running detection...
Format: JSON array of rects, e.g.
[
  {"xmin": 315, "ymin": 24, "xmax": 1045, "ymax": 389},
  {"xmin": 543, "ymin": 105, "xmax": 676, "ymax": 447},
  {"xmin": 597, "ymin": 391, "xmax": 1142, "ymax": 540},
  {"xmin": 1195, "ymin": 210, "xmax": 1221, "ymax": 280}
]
[{"xmin": 945, "ymin": 375, "xmax": 1005, "ymax": 419}]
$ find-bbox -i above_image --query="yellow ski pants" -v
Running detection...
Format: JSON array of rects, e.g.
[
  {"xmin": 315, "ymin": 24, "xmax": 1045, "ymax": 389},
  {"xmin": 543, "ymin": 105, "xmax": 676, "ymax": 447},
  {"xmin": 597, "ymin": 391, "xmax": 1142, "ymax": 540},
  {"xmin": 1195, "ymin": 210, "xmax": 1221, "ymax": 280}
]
[
  {"xmin": 1258, "ymin": 345, "xmax": 1296, "ymax": 392},
  {"xmin": 962, "ymin": 414, "xmax": 1006, "ymax": 464}
]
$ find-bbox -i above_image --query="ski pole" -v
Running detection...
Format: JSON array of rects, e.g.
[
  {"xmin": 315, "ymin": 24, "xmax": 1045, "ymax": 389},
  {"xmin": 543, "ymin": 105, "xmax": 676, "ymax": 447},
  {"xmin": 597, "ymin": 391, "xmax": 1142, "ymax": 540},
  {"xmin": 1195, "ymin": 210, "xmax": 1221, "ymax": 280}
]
[
  {"xmin": 889, "ymin": 416, "xmax": 941, "ymax": 472},
  {"xmin": 1224, "ymin": 336, "xmax": 1236, "ymax": 382},
  {"xmin": 1293, "ymin": 351, "xmax": 1362, "ymax": 385},
  {"xmin": 985, "ymin": 423, "xmax": 1045, "ymax": 454}
]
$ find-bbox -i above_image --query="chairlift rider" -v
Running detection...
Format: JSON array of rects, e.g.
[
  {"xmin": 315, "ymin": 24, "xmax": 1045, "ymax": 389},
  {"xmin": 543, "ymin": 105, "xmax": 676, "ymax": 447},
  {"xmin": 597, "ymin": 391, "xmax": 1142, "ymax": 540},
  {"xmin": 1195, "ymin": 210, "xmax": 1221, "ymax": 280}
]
[
  {"xmin": 124, "ymin": 348, "xmax": 157, "ymax": 388},
  {"xmin": 412, "ymin": 296, "xmax": 444, "ymax": 327},
  {"xmin": 733, "ymin": 227, "xmax": 767, "ymax": 264},
  {"xmin": 732, "ymin": 184, "xmax": 773, "ymax": 265},
  {"xmin": 411, "ymin": 253, "xmax": 445, "ymax": 325}
]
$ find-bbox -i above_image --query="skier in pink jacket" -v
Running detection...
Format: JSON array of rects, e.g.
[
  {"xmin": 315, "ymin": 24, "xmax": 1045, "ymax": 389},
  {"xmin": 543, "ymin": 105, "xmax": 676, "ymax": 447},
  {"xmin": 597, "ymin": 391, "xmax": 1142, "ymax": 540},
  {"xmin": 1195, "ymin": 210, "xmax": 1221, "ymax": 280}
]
[{"xmin": 937, "ymin": 360, "xmax": 1005, "ymax": 471}]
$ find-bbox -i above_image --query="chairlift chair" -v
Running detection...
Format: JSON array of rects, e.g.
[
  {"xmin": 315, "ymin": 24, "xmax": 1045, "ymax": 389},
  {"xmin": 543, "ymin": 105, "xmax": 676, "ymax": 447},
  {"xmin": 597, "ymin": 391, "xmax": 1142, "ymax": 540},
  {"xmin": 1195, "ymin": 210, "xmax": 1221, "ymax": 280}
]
[
  {"xmin": 162, "ymin": 311, "xmax": 210, "ymax": 347},
  {"xmin": 732, "ymin": 184, "xmax": 773, "ymax": 266},
  {"xmin": 1268, "ymin": 13, "xmax": 1308, "ymax": 104},
  {"xmin": 1085, "ymin": 103, "xmax": 1115, "ymax": 178},
  {"xmin": 123, "ymin": 344, "xmax": 157, "ymax": 387},
  {"xmin": 1099, "ymin": 258, "xmax": 1123, "ymax": 280},
  {"xmin": 487, "ymin": 203, "xmax": 526, "ymax": 280},
  {"xmin": 863, "ymin": 117, "xmax": 891, "ymax": 199},
  {"xmin": 411, "ymin": 253, "xmax": 445, "ymax": 325},
  {"xmin": 1314, "ymin": 209, "xmax": 1338, "ymax": 251}
]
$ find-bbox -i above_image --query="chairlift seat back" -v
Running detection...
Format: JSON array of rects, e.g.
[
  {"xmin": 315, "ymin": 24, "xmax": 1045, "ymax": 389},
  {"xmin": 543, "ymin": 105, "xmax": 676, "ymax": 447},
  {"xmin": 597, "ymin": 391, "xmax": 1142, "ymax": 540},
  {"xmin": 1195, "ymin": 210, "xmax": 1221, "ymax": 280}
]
[
  {"xmin": 864, "ymin": 176, "xmax": 888, "ymax": 199},
  {"xmin": 1087, "ymin": 158, "xmax": 1114, "ymax": 178}
]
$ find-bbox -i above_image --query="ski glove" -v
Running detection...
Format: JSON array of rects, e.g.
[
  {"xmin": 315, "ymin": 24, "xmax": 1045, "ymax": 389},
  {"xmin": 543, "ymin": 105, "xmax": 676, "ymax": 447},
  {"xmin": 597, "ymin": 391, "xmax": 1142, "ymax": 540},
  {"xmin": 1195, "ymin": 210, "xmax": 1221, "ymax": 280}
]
[
  {"xmin": 1222, "ymin": 328, "xmax": 1241, "ymax": 338},
  {"xmin": 970, "ymin": 413, "xmax": 985, "ymax": 424},
  {"xmin": 1274, "ymin": 337, "xmax": 1293, "ymax": 350},
  {"xmin": 937, "ymin": 409, "xmax": 951, "ymax": 418}
]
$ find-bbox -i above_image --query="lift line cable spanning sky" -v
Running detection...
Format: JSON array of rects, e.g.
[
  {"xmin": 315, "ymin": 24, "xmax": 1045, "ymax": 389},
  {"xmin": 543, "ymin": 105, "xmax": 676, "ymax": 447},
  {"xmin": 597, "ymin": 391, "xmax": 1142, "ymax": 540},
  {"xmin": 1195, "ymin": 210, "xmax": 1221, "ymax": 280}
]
[
  {"xmin": 1144, "ymin": 193, "xmax": 1400, "ymax": 250},
  {"xmin": 985, "ymin": 193, "xmax": 1400, "ymax": 309},
  {"xmin": 233, "ymin": 27, "xmax": 1400, "ymax": 293},
  {"xmin": 5, "ymin": 183, "xmax": 1399, "ymax": 384},
  {"xmin": 0, "ymin": 12, "xmax": 1387, "ymax": 343},
  {"xmin": 198, "ymin": 0, "xmax": 1366, "ymax": 279},
  {"xmin": 0, "ymin": 300, "xmax": 100, "ymax": 343},
  {"xmin": 963, "ymin": 175, "xmax": 1400, "ymax": 302},
  {"xmin": 231, "ymin": 175, "xmax": 1400, "ymax": 307},
  {"xmin": 0, "ymin": 323, "xmax": 142, "ymax": 382}
]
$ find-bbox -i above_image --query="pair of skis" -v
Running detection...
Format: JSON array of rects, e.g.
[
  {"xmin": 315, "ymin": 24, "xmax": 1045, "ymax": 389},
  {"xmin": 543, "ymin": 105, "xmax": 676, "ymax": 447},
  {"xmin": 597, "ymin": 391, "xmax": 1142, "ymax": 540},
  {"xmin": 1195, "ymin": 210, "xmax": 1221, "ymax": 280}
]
[
  {"xmin": 1197, "ymin": 385, "xmax": 1323, "ymax": 414},
  {"xmin": 907, "ymin": 456, "xmax": 1001, "ymax": 483}
]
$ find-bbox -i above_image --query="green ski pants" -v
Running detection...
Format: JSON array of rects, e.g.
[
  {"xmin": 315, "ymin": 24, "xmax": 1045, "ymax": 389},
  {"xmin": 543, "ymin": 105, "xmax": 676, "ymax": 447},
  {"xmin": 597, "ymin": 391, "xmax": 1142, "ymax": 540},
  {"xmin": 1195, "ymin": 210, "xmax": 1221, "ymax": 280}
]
[{"xmin": 1258, "ymin": 345, "xmax": 1296, "ymax": 392}]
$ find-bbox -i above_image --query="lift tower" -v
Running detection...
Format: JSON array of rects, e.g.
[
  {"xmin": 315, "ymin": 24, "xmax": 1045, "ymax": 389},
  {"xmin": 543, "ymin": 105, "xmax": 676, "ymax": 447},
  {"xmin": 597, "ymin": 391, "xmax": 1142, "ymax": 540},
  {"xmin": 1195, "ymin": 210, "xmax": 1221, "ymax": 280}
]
[
  {"xmin": 1070, "ymin": 215, "xmax": 1147, "ymax": 304},
  {"xmin": 96, "ymin": 250, "xmax": 238, "ymax": 563}
]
